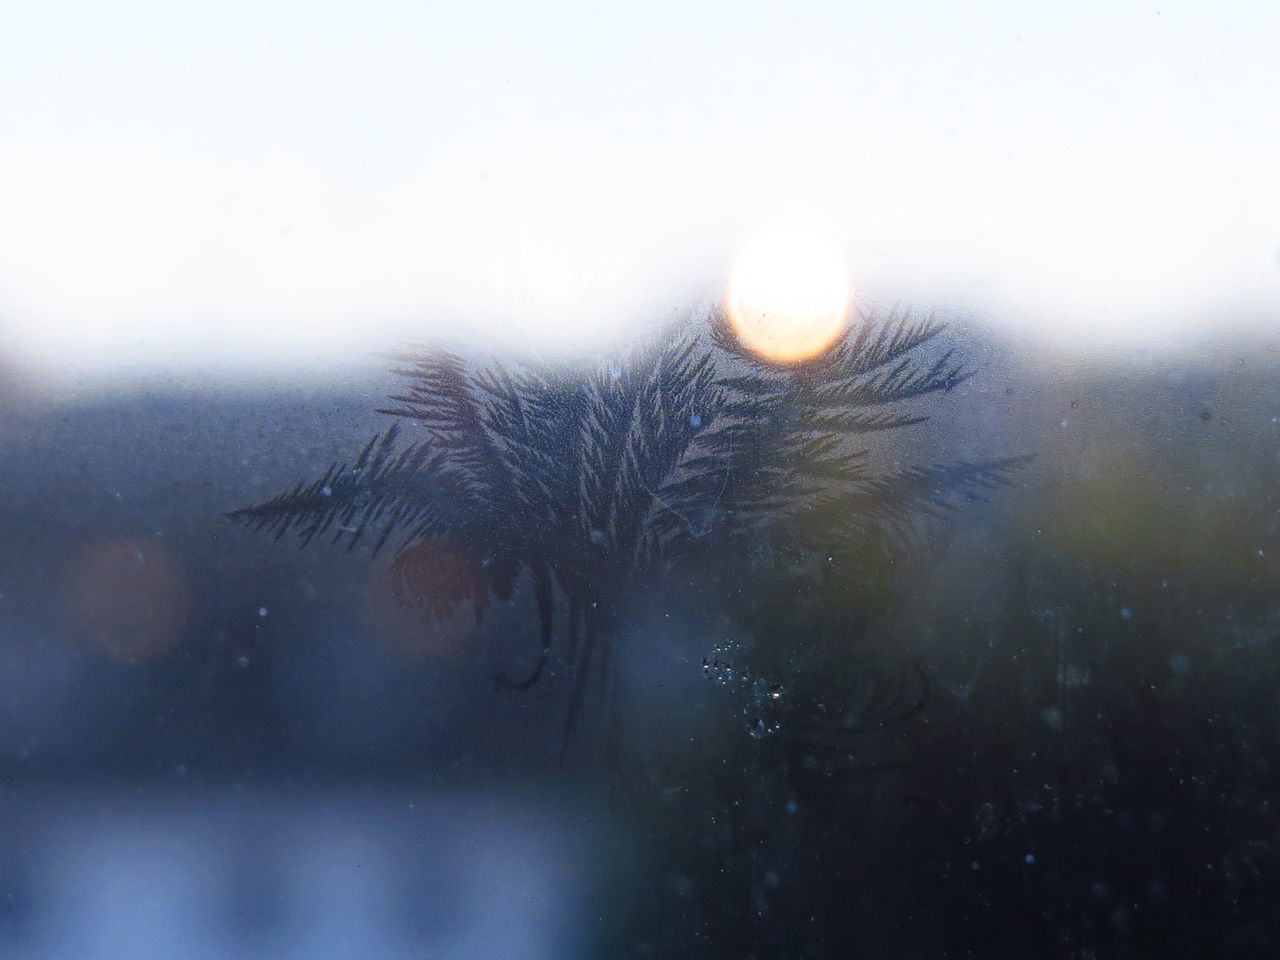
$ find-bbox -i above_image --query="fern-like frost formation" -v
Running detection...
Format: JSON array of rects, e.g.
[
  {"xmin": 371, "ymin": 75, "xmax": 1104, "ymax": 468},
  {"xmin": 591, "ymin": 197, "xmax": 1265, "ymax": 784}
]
[{"xmin": 229, "ymin": 306, "xmax": 1029, "ymax": 756}]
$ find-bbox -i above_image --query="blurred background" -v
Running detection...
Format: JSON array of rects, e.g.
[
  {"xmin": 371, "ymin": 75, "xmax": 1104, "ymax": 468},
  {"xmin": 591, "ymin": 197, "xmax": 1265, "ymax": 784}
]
[{"xmin": 3, "ymin": 2, "xmax": 1280, "ymax": 958}]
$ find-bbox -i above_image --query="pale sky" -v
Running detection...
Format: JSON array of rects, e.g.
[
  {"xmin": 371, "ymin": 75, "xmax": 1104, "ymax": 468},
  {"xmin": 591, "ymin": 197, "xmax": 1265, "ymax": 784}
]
[{"xmin": 2, "ymin": 0, "xmax": 1278, "ymax": 377}]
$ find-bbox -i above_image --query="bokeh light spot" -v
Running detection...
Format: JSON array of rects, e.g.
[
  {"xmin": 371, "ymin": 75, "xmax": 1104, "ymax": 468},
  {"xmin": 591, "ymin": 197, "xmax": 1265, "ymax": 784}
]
[{"xmin": 64, "ymin": 540, "xmax": 192, "ymax": 660}]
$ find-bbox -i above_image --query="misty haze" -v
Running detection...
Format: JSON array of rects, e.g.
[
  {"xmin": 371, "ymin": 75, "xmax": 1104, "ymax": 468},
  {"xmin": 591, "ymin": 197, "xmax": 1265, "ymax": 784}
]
[{"xmin": 3, "ymin": 2, "xmax": 1280, "ymax": 958}]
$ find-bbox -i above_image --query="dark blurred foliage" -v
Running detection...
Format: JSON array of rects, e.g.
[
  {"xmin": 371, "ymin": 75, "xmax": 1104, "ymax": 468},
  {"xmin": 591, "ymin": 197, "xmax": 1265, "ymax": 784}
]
[{"xmin": 591, "ymin": 341, "xmax": 1280, "ymax": 959}]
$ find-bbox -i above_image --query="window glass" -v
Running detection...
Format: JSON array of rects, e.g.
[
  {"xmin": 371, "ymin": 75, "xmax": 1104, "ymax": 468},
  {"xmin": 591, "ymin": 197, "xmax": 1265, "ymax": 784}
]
[{"xmin": 2, "ymin": 4, "xmax": 1278, "ymax": 957}]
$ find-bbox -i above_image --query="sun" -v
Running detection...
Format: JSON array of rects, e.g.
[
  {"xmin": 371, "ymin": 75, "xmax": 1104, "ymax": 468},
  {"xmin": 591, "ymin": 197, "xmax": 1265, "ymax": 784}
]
[{"xmin": 725, "ymin": 227, "xmax": 852, "ymax": 364}]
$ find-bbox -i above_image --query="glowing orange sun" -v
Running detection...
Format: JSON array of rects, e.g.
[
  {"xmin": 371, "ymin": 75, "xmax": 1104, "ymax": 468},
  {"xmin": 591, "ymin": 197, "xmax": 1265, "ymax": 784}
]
[{"xmin": 725, "ymin": 228, "xmax": 851, "ymax": 363}]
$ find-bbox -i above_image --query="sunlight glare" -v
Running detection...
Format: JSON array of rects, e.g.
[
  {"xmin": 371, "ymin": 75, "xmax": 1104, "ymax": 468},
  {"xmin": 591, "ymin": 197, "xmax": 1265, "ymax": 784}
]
[{"xmin": 726, "ymin": 228, "xmax": 851, "ymax": 363}]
